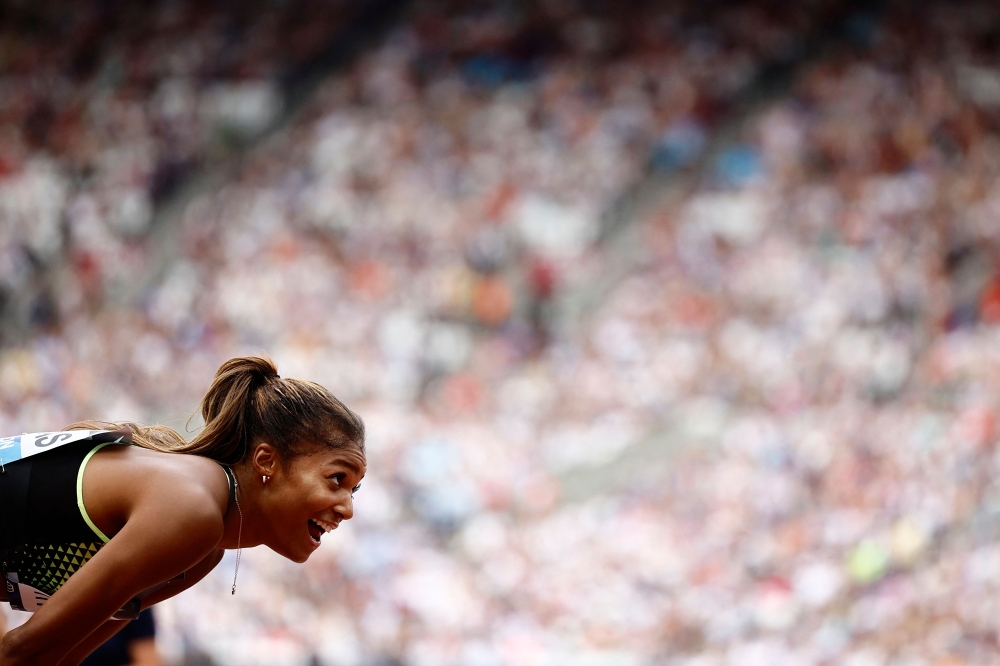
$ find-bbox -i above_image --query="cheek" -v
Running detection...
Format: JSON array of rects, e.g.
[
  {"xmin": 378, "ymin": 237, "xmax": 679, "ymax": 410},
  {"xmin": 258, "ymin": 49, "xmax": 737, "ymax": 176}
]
[
  {"xmin": 275, "ymin": 477, "xmax": 331, "ymax": 516},
  {"xmin": 268, "ymin": 482, "xmax": 309, "ymax": 522}
]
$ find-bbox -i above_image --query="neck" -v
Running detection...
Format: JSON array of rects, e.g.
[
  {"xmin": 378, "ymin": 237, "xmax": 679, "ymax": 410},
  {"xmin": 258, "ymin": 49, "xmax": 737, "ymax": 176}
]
[{"xmin": 219, "ymin": 464, "xmax": 268, "ymax": 550}]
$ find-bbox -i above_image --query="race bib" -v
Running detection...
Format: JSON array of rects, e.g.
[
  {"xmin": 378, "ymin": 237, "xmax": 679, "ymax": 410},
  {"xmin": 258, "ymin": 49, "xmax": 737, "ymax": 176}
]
[{"xmin": 0, "ymin": 429, "xmax": 129, "ymax": 467}]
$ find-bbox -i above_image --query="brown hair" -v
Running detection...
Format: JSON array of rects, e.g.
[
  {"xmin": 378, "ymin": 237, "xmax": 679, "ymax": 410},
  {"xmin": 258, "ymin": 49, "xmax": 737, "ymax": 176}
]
[{"xmin": 69, "ymin": 356, "xmax": 364, "ymax": 466}]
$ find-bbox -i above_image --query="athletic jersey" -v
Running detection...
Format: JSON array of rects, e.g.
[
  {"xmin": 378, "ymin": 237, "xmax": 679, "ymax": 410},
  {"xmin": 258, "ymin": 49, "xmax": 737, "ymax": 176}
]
[{"xmin": 0, "ymin": 429, "xmax": 235, "ymax": 619}]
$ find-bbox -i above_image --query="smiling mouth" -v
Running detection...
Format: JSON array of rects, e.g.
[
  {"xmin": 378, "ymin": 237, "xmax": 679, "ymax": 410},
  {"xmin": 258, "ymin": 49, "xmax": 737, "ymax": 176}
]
[{"xmin": 307, "ymin": 518, "xmax": 337, "ymax": 544}]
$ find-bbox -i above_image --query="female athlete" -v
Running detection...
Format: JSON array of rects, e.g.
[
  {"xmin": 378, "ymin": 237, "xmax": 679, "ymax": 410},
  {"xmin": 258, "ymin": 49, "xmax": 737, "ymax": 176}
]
[{"xmin": 0, "ymin": 356, "xmax": 365, "ymax": 665}]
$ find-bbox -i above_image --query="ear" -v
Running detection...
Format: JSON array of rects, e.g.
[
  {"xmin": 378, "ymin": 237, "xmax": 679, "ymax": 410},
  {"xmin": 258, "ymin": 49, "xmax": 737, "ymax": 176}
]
[{"xmin": 250, "ymin": 442, "xmax": 279, "ymax": 477}]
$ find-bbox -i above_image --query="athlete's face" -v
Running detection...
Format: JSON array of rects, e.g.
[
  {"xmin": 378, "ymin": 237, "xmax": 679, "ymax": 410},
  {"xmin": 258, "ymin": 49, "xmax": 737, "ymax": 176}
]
[{"xmin": 263, "ymin": 443, "xmax": 366, "ymax": 562}]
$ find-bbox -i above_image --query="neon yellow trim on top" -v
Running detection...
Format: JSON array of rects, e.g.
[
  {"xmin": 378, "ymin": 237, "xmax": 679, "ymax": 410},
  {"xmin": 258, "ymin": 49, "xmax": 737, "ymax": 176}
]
[{"xmin": 76, "ymin": 442, "xmax": 118, "ymax": 544}]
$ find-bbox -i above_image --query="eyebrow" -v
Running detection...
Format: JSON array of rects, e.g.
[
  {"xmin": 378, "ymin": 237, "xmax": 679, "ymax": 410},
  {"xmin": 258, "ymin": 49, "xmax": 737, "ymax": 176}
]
[{"xmin": 334, "ymin": 458, "xmax": 364, "ymax": 474}]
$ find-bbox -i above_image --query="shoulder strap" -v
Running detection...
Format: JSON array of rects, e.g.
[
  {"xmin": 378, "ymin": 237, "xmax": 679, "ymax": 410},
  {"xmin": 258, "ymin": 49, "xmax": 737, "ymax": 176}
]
[{"xmin": 221, "ymin": 465, "xmax": 237, "ymax": 508}]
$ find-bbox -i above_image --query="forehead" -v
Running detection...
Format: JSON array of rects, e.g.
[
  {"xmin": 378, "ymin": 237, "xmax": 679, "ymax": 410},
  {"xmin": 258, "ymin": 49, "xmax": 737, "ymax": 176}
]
[{"xmin": 298, "ymin": 444, "xmax": 367, "ymax": 473}]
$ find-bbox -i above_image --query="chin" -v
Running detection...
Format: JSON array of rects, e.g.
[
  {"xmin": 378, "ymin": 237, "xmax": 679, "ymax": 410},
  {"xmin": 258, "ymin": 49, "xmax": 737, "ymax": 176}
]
[
  {"xmin": 288, "ymin": 544, "xmax": 314, "ymax": 563},
  {"xmin": 276, "ymin": 550, "xmax": 311, "ymax": 564},
  {"xmin": 271, "ymin": 542, "xmax": 313, "ymax": 564}
]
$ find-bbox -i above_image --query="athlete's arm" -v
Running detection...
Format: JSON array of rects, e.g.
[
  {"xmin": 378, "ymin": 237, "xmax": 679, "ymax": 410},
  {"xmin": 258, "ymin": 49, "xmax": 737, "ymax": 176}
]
[
  {"xmin": 0, "ymin": 489, "xmax": 223, "ymax": 665},
  {"xmin": 55, "ymin": 619, "xmax": 129, "ymax": 666},
  {"xmin": 52, "ymin": 549, "xmax": 224, "ymax": 666},
  {"xmin": 137, "ymin": 548, "xmax": 225, "ymax": 610}
]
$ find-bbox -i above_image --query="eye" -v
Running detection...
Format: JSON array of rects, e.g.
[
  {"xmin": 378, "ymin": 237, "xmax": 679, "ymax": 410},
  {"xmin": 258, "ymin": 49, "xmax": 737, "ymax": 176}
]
[
  {"xmin": 329, "ymin": 473, "xmax": 346, "ymax": 486},
  {"xmin": 351, "ymin": 484, "xmax": 361, "ymax": 495}
]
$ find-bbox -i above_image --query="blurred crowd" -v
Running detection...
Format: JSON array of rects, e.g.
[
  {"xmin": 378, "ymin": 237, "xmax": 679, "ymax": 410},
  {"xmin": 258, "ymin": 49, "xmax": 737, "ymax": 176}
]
[
  {"xmin": 5, "ymin": 0, "xmax": 1000, "ymax": 665},
  {"xmin": 567, "ymin": 1, "xmax": 1000, "ymax": 664},
  {"xmin": 0, "ymin": 0, "xmax": 358, "ymax": 334}
]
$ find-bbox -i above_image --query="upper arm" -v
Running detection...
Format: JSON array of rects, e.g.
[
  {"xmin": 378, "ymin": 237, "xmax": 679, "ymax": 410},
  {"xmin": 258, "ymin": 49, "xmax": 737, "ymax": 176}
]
[
  {"xmin": 52, "ymin": 550, "xmax": 223, "ymax": 666},
  {"xmin": 1, "ymin": 492, "xmax": 223, "ymax": 665},
  {"xmin": 138, "ymin": 548, "xmax": 225, "ymax": 610}
]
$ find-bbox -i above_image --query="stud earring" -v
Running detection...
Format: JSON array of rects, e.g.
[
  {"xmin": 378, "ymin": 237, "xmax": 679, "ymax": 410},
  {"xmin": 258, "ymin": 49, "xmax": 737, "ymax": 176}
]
[{"xmin": 262, "ymin": 475, "xmax": 270, "ymax": 484}]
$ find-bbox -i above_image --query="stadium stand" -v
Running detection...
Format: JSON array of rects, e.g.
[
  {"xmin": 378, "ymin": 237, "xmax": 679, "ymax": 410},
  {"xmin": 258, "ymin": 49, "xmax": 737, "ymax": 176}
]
[{"xmin": 6, "ymin": 0, "xmax": 1000, "ymax": 664}]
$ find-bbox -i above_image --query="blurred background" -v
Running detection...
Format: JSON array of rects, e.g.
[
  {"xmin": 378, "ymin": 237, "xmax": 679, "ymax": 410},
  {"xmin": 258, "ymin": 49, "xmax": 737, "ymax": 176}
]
[{"xmin": 2, "ymin": 0, "xmax": 1000, "ymax": 664}]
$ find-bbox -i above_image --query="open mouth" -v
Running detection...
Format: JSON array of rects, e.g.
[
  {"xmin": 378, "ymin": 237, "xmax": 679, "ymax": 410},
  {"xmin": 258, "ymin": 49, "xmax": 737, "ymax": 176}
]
[{"xmin": 307, "ymin": 518, "xmax": 337, "ymax": 544}]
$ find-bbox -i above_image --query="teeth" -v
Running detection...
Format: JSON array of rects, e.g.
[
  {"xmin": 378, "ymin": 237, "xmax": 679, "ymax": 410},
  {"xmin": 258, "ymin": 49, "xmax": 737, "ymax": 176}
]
[{"xmin": 310, "ymin": 518, "xmax": 337, "ymax": 534}]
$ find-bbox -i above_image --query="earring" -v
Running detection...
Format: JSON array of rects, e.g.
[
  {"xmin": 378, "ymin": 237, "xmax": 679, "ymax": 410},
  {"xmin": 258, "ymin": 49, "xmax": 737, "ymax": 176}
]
[{"xmin": 262, "ymin": 475, "xmax": 270, "ymax": 485}]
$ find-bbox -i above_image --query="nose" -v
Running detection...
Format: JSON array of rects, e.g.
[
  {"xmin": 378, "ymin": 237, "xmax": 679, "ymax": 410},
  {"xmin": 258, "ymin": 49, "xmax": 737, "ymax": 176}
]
[{"xmin": 334, "ymin": 491, "xmax": 354, "ymax": 521}]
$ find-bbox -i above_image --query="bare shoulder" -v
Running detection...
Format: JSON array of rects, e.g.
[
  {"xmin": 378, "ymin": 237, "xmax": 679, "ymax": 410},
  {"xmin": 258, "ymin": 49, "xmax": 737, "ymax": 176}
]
[{"xmin": 83, "ymin": 445, "xmax": 231, "ymax": 538}]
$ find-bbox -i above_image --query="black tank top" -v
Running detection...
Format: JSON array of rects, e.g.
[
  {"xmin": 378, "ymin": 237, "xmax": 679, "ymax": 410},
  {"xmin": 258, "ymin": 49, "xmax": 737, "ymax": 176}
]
[{"xmin": 1, "ymin": 439, "xmax": 235, "ymax": 618}]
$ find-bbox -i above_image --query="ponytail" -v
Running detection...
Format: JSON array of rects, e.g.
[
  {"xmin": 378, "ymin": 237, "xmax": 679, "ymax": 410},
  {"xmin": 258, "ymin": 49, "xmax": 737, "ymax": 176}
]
[
  {"xmin": 187, "ymin": 355, "xmax": 279, "ymax": 464},
  {"xmin": 67, "ymin": 355, "xmax": 365, "ymax": 466}
]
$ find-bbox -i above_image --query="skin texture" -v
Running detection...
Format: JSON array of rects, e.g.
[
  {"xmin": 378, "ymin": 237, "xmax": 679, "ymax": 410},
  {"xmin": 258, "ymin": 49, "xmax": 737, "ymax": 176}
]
[{"xmin": 0, "ymin": 441, "xmax": 365, "ymax": 666}]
